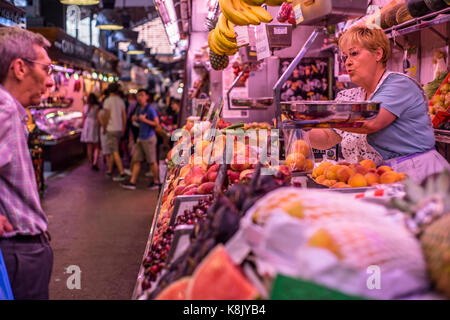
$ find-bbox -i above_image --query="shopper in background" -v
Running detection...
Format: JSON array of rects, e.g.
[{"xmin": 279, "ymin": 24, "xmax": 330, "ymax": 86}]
[
  {"xmin": 308, "ymin": 25, "xmax": 449, "ymax": 182},
  {"xmin": 121, "ymin": 88, "xmax": 161, "ymax": 190},
  {"xmin": 80, "ymin": 93, "xmax": 100, "ymax": 170},
  {"xmin": 0, "ymin": 27, "xmax": 54, "ymax": 299},
  {"xmin": 123, "ymin": 93, "xmax": 138, "ymax": 174},
  {"xmin": 102, "ymin": 83, "xmax": 127, "ymax": 181},
  {"xmin": 97, "ymin": 101, "xmax": 111, "ymax": 172}
]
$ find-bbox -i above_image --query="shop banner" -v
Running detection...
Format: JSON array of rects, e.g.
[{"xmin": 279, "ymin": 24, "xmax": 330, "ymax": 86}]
[{"xmin": 0, "ymin": 0, "xmax": 25, "ymax": 28}]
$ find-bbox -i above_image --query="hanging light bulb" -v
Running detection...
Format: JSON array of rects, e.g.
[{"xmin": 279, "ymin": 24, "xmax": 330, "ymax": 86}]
[
  {"xmin": 60, "ymin": 0, "xmax": 100, "ymax": 5},
  {"xmin": 127, "ymin": 42, "xmax": 145, "ymax": 55},
  {"xmin": 96, "ymin": 9, "xmax": 123, "ymax": 30}
]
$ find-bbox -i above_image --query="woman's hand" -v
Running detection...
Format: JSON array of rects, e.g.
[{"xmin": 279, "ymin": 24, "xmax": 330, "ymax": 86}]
[{"xmin": 308, "ymin": 129, "xmax": 342, "ymax": 150}]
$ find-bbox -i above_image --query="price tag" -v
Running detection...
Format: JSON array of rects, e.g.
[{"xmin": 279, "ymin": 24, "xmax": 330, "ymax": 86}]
[
  {"xmin": 273, "ymin": 27, "xmax": 288, "ymax": 35},
  {"xmin": 234, "ymin": 26, "xmax": 250, "ymax": 47},
  {"xmin": 255, "ymin": 24, "xmax": 271, "ymax": 61},
  {"xmin": 293, "ymin": 0, "xmax": 304, "ymax": 25}
]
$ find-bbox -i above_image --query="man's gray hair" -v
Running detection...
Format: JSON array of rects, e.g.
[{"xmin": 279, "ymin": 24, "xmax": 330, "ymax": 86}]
[{"xmin": 0, "ymin": 27, "xmax": 51, "ymax": 83}]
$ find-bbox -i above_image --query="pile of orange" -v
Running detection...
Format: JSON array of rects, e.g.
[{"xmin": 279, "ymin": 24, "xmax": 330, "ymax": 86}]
[
  {"xmin": 312, "ymin": 159, "xmax": 406, "ymax": 188},
  {"xmin": 285, "ymin": 139, "xmax": 314, "ymax": 172}
]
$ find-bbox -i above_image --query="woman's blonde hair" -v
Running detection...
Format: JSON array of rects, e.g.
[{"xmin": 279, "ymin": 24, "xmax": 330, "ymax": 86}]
[{"xmin": 338, "ymin": 25, "xmax": 391, "ymax": 66}]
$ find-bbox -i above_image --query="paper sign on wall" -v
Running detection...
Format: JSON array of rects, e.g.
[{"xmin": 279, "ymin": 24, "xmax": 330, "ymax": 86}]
[
  {"xmin": 234, "ymin": 26, "xmax": 250, "ymax": 47},
  {"xmin": 293, "ymin": 0, "xmax": 305, "ymax": 25},
  {"xmin": 255, "ymin": 24, "xmax": 271, "ymax": 61}
]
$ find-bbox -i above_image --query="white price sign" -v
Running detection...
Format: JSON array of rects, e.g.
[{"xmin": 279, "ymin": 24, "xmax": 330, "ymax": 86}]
[
  {"xmin": 234, "ymin": 26, "xmax": 250, "ymax": 47},
  {"xmin": 255, "ymin": 24, "xmax": 270, "ymax": 61}
]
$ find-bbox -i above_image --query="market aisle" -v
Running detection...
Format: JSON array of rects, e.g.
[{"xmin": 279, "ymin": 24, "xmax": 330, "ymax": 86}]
[{"xmin": 42, "ymin": 161, "xmax": 159, "ymax": 300}]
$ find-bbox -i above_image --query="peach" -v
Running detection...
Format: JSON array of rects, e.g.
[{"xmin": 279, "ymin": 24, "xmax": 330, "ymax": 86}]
[
  {"xmin": 174, "ymin": 185, "xmax": 186, "ymax": 196},
  {"xmin": 313, "ymin": 161, "xmax": 333, "ymax": 177},
  {"xmin": 377, "ymin": 165, "xmax": 393, "ymax": 176},
  {"xmin": 183, "ymin": 187, "xmax": 198, "ymax": 195},
  {"xmin": 322, "ymin": 179, "xmax": 337, "ymax": 187},
  {"xmin": 227, "ymin": 170, "xmax": 240, "ymax": 182},
  {"xmin": 179, "ymin": 165, "xmax": 191, "ymax": 178},
  {"xmin": 291, "ymin": 139, "xmax": 310, "ymax": 156},
  {"xmin": 325, "ymin": 165, "xmax": 342, "ymax": 181},
  {"xmin": 305, "ymin": 159, "xmax": 315, "ymax": 171},
  {"xmin": 332, "ymin": 182, "xmax": 349, "ymax": 188},
  {"xmin": 354, "ymin": 164, "xmax": 369, "ymax": 175},
  {"xmin": 380, "ymin": 171, "xmax": 399, "ymax": 184},
  {"xmin": 207, "ymin": 170, "xmax": 218, "ymax": 182},
  {"xmin": 337, "ymin": 161, "xmax": 351, "ymax": 166},
  {"xmin": 198, "ymin": 182, "xmax": 215, "ymax": 195},
  {"xmin": 286, "ymin": 152, "xmax": 306, "ymax": 171},
  {"xmin": 397, "ymin": 172, "xmax": 407, "ymax": 181},
  {"xmin": 336, "ymin": 166, "xmax": 354, "ymax": 183},
  {"xmin": 230, "ymin": 162, "xmax": 251, "ymax": 171},
  {"xmin": 364, "ymin": 172, "xmax": 380, "ymax": 185},
  {"xmin": 359, "ymin": 159, "xmax": 377, "ymax": 170},
  {"xmin": 315, "ymin": 175, "xmax": 326, "ymax": 184},
  {"xmin": 239, "ymin": 169, "xmax": 254, "ymax": 181},
  {"xmin": 348, "ymin": 173, "xmax": 368, "ymax": 188}
]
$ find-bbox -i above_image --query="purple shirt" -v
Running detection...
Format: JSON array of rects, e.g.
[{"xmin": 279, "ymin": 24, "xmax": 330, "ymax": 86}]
[{"xmin": 0, "ymin": 85, "xmax": 48, "ymax": 237}]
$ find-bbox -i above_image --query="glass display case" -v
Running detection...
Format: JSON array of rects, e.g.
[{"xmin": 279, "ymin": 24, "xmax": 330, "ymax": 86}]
[{"xmin": 30, "ymin": 109, "xmax": 83, "ymax": 143}]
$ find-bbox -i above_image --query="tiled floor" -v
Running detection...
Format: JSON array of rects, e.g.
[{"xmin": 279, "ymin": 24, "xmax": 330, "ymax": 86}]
[{"xmin": 42, "ymin": 160, "xmax": 159, "ymax": 299}]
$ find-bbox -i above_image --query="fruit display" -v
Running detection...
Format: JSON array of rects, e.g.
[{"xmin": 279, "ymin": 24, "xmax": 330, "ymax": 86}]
[
  {"xmin": 184, "ymin": 244, "xmax": 259, "ymax": 300},
  {"xmin": 143, "ymin": 166, "xmax": 290, "ymax": 299},
  {"xmin": 311, "ymin": 159, "xmax": 407, "ymax": 188},
  {"xmin": 277, "ymin": 2, "xmax": 295, "ymax": 25},
  {"xmin": 427, "ymin": 71, "xmax": 450, "ymax": 128},
  {"xmin": 208, "ymin": 0, "xmax": 274, "ymax": 62},
  {"xmin": 243, "ymin": 187, "xmax": 429, "ymax": 299},
  {"xmin": 141, "ymin": 196, "xmax": 215, "ymax": 290},
  {"xmin": 392, "ymin": 171, "xmax": 450, "ymax": 298},
  {"xmin": 284, "ymin": 138, "xmax": 315, "ymax": 172}
]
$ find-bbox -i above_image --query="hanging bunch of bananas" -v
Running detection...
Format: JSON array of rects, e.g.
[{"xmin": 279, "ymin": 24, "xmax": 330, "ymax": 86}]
[
  {"xmin": 208, "ymin": 13, "xmax": 239, "ymax": 57},
  {"xmin": 219, "ymin": 0, "xmax": 273, "ymax": 27}
]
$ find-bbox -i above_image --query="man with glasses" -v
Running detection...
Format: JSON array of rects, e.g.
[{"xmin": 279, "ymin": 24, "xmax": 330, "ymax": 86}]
[{"xmin": 0, "ymin": 27, "xmax": 54, "ymax": 299}]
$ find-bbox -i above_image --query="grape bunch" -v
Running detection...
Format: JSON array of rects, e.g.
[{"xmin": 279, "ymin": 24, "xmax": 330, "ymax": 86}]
[
  {"xmin": 141, "ymin": 196, "xmax": 215, "ymax": 291},
  {"xmin": 175, "ymin": 195, "xmax": 214, "ymax": 226},
  {"xmin": 142, "ymin": 225, "xmax": 174, "ymax": 290}
]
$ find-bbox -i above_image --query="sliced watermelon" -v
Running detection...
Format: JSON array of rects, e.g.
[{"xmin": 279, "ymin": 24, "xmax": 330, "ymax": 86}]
[
  {"xmin": 155, "ymin": 277, "xmax": 191, "ymax": 300},
  {"xmin": 186, "ymin": 244, "xmax": 258, "ymax": 300}
]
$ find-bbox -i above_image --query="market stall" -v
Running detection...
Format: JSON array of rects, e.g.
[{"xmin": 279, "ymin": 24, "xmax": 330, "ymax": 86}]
[
  {"xmin": 133, "ymin": 0, "xmax": 450, "ymax": 300},
  {"xmin": 26, "ymin": 27, "xmax": 119, "ymax": 173}
]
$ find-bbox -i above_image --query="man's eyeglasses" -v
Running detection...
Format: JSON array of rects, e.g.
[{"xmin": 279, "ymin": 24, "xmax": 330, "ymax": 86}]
[{"xmin": 22, "ymin": 58, "xmax": 54, "ymax": 75}]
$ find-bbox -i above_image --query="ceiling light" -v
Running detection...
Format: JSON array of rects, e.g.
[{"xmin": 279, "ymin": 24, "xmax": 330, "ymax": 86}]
[
  {"xmin": 60, "ymin": 0, "xmax": 100, "ymax": 4},
  {"xmin": 96, "ymin": 9, "xmax": 123, "ymax": 30},
  {"xmin": 127, "ymin": 42, "xmax": 146, "ymax": 55},
  {"xmin": 112, "ymin": 29, "xmax": 139, "ymax": 43}
]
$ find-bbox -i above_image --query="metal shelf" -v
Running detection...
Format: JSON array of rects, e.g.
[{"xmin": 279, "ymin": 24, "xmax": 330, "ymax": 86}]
[{"xmin": 384, "ymin": 7, "xmax": 450, "ymax": 39}]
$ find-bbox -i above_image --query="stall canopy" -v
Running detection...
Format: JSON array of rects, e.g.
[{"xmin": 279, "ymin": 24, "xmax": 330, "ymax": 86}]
[
  {"xmin": 0, "ymin": 0, "xmax": 26, "ymax": 28},
  {"xmin": 28, "ymin": 27, "xmax": 119, "ymax": 76}
]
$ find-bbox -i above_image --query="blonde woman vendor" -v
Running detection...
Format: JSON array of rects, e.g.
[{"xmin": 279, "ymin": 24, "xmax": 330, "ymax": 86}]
[{"xmin": 308, "ymin": 25, "xmax": 449, "ymax": 183}]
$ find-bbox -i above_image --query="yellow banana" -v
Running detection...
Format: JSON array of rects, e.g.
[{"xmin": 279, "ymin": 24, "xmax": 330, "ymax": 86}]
[
  {"xmin": 240, "ymin": 0, "xmax": 273, "ymax": 23},
  {"xmin": 214, "ymin": 27, "xmax": 238, "ymax": 50},
  {"xmin": 211, "ymin": 29, "xmax": 238, "ymax": 55},
  {"xmin": 264, "ymin": 0, "xmax": 285, "ymax": 6},
  {"xmin": 232, "ymin": 0, "xmax": 261, "ymax": 25},
  {"xmin": 243, "ymin": 0, "xmax": 265, "ymax": 5},
  {"xmin": 219, "ymin": 0, "xmax": 250, "ymax": 26},
  {"xmin": 218, "ymin": 13, "xmax": 236, "ymax": 39},
  {"xmin": 208, "ymin": 30, "xmax": 226, "ymax": 55}
]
